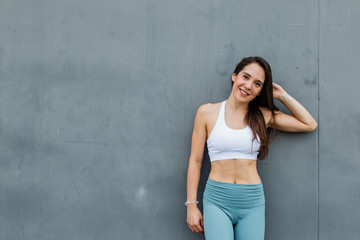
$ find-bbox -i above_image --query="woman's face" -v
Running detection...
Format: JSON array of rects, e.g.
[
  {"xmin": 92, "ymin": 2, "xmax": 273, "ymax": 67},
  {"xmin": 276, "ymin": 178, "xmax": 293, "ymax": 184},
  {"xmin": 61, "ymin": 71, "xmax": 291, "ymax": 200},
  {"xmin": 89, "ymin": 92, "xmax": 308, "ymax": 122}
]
[{"xmin": 231, "ymin": 63, "xmax": 265, "ymax": 101}]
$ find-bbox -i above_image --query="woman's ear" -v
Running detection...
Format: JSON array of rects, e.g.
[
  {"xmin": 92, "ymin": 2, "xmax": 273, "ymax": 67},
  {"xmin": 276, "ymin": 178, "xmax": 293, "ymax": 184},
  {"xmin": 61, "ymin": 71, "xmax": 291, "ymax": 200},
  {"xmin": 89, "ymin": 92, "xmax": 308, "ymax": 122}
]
[{"xmin": 232, "ymin": 73, "xmax": 236, "ymax": 82}]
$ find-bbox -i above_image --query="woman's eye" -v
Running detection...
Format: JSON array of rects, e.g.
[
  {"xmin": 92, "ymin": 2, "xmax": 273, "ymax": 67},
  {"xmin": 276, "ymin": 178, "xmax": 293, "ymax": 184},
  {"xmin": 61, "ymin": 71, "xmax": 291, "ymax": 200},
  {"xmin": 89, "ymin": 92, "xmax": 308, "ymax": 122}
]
[
  {"xmin": 243, "ymin": 75, "xmax": 249, "ymax": 79},
  {"xmin": 255, "ymin": 82, "xmax": 261, "ymax": 87}
]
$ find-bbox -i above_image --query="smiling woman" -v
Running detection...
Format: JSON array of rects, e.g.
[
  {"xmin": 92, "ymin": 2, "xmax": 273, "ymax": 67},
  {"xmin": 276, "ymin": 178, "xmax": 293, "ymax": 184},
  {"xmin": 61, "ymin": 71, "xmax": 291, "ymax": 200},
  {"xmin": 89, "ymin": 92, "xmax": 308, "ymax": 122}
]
[
  {"xmin": 229, "ymin": 57, "xmax": 280, "ymax": 160},
  {"xmin": 185, "ymin": 56, "xmax": 318, "ymax": 240}
]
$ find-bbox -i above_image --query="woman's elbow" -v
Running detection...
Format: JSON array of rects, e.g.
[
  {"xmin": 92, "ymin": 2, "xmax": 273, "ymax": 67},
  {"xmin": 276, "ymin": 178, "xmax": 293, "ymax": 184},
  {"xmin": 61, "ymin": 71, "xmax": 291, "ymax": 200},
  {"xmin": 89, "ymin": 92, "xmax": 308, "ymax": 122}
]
[
  {"xmin": 188, "ymin": 157, "xmax": 203, "ymax": 167},
  {"xmin": 309, "ymin": 122, "xmax": 318, "ymax": 131}
]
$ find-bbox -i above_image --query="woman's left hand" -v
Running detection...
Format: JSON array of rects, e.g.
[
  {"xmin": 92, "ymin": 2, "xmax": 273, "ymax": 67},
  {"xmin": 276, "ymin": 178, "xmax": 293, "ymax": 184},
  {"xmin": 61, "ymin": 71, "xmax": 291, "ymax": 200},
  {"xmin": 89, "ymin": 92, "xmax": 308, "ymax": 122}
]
[{"xmin": 272, "ymin": 82, "xmax": 287, "ymax": 99}]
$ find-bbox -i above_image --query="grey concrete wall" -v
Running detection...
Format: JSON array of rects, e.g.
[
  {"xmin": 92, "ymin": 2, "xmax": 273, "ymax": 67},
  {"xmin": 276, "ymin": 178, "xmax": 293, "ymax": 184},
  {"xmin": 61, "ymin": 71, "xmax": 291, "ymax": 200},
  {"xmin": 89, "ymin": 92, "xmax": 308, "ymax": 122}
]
[
  {"xmin": 0, "ymin": 0, "xmax": 358, "ymax": 239},
  {"xmin": 319, "ymin": 0, "xmax": 360, "ymax": 239}
]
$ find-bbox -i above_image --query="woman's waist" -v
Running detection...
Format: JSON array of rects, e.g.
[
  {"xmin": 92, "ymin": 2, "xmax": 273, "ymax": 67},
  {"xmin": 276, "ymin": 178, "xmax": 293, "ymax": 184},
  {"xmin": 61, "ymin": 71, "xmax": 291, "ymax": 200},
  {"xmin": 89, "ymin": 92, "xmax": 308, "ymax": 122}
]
[{"xmin": 209, "ymin": 159, "xmax": 260, "ymax": 184}]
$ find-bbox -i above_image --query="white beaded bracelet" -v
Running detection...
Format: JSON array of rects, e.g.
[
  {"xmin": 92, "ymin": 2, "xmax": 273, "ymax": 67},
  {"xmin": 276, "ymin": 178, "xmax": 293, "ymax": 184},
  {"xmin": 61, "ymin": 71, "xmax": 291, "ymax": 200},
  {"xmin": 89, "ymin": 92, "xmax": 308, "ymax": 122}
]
[{"xmin": 185, "ymin": 201, "xmax": 199, "ymax": 206}]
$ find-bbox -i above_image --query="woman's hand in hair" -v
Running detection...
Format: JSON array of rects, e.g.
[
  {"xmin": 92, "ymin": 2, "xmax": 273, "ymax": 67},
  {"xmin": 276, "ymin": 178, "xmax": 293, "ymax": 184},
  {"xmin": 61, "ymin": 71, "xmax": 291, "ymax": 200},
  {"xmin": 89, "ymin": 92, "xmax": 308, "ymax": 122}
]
[
  {"xmin": 272, "ymin": 82, "xmax": 287, "ymax": 100},
  {"xmin": 187, "ymin": 205, "xmax": 204, "ymax": 234}
]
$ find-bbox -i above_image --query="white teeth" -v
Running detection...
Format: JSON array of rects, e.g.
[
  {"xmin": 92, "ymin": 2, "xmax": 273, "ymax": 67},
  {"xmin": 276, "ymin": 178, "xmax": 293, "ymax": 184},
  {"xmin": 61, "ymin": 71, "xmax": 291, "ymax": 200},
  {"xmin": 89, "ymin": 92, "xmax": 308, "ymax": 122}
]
[{"xmin": 240, "ymin": 89, "xmax": 249, "ymax": 95}]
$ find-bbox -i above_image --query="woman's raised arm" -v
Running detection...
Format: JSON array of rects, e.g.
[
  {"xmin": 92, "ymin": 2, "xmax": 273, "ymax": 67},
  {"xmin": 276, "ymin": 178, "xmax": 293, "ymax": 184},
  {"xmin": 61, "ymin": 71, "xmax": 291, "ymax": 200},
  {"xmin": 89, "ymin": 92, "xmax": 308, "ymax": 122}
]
[{"xmin": 268, "ymin": 83, "xmax": 318, "ymax": 132}]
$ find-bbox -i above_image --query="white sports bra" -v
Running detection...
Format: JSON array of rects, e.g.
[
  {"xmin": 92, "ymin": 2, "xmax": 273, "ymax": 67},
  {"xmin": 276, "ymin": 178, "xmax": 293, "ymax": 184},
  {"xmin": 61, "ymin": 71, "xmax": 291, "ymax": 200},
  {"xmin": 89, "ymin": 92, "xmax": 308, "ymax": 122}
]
[{"xmin": 206, "ymin": 100, "xmax": 261, "ymax": 161}]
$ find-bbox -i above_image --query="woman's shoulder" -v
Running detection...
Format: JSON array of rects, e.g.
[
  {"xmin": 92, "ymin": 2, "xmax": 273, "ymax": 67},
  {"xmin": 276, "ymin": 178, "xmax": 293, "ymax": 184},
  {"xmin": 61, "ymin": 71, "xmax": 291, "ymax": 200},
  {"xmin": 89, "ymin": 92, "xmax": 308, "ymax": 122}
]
[
  {"xmin": 258, "ymin": 106, "xmax": 277, "ymax": 127},
  {"xmin": 198, "ymin": 101, "xmax": 222, "ymax": 115},
  {"xmin": 196, "ymin": 101, "xmax": 222, "ymax": 122},
  {"xmin": 258, "ymin": 106, "xmax": 270, "ymax": 115}
]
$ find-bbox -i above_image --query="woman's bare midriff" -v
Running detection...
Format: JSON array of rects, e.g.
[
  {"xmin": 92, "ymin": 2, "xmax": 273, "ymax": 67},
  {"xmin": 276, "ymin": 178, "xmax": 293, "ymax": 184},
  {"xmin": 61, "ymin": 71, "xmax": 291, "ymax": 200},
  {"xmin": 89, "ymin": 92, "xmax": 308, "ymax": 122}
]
[{"xmin": 208, "ymin": 158, "xmax": 261, "ymax": 184}]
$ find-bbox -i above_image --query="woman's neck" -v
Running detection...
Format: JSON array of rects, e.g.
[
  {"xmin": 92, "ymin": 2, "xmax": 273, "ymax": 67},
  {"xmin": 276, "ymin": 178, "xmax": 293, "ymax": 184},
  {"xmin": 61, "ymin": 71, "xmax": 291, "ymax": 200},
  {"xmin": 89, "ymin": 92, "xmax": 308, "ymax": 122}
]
[{"xmin": 227, "ymin": 94, "xmax": 249, "ymax": 113}]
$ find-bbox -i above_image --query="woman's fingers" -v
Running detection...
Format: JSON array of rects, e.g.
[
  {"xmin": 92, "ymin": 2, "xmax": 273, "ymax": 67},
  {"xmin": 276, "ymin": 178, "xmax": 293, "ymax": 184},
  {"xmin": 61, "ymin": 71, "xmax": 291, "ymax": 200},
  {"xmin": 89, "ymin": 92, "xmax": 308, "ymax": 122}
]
[
  {"xmin": 193, "ymin": 222, "xmax": 203, "ymax": 233},
  {"xmin": 188, "ymin": 225, "xmax": 195, "ymax": 232},
  {"xmin": 189, "ymin": 225, "xmax": 198, "ymax": 233},
  {"xmin": 188, "ymin": 221, "xmax": 203, "ymax": 233},
  {"xmin": 187, "ymin": 208, "xmax": 204, "ymax": 234}
]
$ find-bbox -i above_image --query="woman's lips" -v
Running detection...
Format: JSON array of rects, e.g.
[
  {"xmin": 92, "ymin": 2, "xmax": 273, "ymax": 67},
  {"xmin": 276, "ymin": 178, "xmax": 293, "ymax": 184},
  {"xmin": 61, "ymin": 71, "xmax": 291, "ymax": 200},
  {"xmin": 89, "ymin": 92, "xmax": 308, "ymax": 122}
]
[{"xmin": 239, "ymin": 88, "xmax": 249, "ymax": 96}]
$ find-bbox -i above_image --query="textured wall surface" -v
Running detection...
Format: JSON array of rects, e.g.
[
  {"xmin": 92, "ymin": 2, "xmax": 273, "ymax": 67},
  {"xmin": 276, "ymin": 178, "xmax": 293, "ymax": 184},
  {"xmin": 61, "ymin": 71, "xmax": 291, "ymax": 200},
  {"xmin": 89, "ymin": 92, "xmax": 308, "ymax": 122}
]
[
  {"xmin": 319, "ymin": 0, "xmax": 360, "ymax": 239},
  {"xmin": 0, "ymin": 0, "xmax": 358, "ymax": 239}
]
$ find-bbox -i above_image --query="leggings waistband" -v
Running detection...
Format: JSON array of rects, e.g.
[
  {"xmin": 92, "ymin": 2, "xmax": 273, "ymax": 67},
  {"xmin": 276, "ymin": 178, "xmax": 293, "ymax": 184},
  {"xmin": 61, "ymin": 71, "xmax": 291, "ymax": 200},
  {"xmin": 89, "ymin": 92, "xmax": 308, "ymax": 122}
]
[{"xmin": 203, "ymin": 178, "xmax": 265, "ymax": 208}]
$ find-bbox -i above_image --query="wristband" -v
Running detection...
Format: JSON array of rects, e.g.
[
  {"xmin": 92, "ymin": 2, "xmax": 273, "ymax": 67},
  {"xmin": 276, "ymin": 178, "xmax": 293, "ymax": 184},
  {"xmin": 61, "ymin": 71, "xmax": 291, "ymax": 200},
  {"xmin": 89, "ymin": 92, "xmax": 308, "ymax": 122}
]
[{"xmin": 185, "ymin": 201, "xmax": 199, "ymax": 206}]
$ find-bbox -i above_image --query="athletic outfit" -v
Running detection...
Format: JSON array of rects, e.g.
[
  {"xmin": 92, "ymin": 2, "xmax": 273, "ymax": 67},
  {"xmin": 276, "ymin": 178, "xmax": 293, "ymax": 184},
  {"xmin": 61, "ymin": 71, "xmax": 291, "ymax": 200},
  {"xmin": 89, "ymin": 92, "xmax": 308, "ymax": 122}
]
[{"xmin": 203, "ymin": 100, "xmax": 265, "ymax": 240}]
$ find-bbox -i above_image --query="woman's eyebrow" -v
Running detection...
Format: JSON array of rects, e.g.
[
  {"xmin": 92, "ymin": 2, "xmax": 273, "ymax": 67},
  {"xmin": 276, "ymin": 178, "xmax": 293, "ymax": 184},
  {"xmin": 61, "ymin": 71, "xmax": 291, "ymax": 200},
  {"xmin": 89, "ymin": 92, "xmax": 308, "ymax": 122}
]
[
  {"xmin": 244, "ymin": 72, "xmax": 264, "ymax": 84},
  {"xmin": 243, "ymin": 72, "xmax": 251, "ymax": 77}
]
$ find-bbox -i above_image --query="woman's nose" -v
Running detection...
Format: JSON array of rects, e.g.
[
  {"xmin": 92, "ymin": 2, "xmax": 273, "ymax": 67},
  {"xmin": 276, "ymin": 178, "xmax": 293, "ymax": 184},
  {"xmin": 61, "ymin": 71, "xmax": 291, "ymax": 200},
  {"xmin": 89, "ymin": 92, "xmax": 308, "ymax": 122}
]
[{"xmin": 244, "ymin": 81, "xmax": 252, "ymax": 90}]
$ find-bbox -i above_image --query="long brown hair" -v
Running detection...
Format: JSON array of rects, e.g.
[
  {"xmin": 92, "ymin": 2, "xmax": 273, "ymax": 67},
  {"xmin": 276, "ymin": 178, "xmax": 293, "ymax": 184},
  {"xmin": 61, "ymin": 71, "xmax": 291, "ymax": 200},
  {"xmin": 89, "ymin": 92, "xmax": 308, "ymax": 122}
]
[{"xmin": 231, "ymin": 56, "xmax": 279, "ymax": 160}]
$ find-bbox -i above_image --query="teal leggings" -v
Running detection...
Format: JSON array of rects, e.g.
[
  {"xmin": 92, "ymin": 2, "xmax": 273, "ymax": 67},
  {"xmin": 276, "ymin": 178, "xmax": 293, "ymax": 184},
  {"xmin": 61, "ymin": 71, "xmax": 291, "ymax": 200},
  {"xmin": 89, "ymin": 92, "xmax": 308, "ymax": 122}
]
[{"xmin": 203, "ymin": 178, "xmax": 265, "ymax": 240}]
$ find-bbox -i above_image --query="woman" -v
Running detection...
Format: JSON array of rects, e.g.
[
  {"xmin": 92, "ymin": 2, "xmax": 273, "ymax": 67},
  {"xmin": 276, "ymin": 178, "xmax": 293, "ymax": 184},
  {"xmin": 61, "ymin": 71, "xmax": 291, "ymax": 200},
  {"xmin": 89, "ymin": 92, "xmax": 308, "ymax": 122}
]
[{"xmin": 185, "ymin": 56, "xmax": 318, "ymax": 240}]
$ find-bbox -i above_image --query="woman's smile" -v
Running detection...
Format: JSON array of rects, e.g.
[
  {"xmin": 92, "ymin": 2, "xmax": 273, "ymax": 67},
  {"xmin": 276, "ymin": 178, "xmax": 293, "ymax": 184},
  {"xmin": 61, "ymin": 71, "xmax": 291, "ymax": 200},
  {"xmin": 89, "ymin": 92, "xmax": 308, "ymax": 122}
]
[{"xmin": 239, "ymin": 88, "xmax": 250, "ymax": 96}]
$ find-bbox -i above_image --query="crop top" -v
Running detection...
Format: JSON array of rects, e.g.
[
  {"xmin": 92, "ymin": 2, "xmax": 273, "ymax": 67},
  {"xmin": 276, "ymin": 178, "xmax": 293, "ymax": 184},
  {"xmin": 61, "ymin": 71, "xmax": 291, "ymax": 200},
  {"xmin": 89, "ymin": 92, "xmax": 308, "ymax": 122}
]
[{"xmin": 206, "ymin": 100, "xmax": 261, "ymax": 161}]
